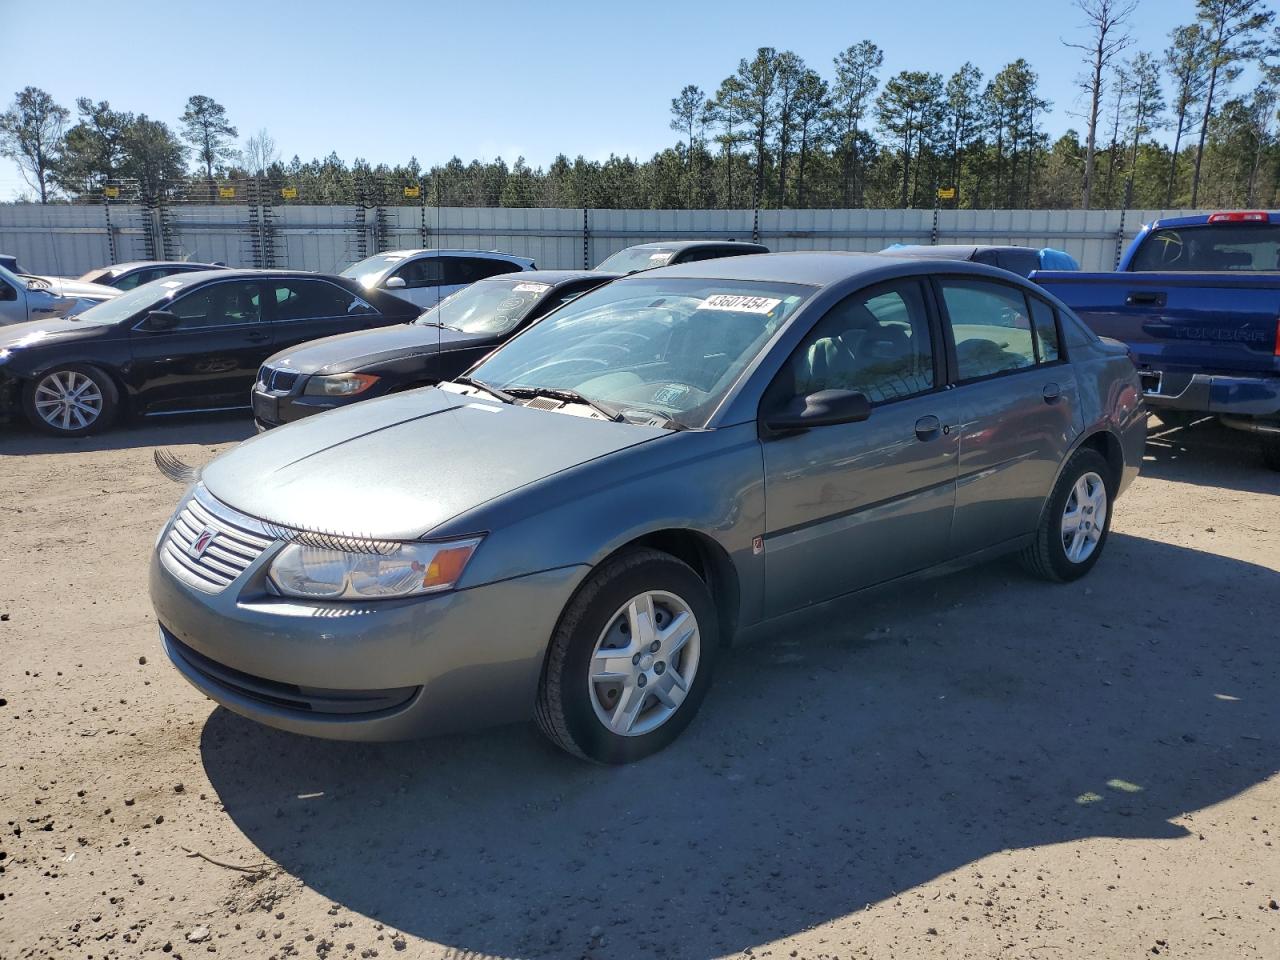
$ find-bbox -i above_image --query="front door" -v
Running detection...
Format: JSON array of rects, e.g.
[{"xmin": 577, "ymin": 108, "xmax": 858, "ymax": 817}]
[
  {"xmin": 127, "ymin": 279, "xmax": 272, "ymax": 413},
  {"xmin": 266, "ymin": 278, "xmax": 380, "ymax": 351},
  {"xmin": 935, "ymin": 278, "xmax": 1081, "ymax": 555},
  {"xmin": 386, "ymin": 255, "xmax": 445, "ymax": 309},
  {"xmin": 760, "ymin": 278, "xmax": 959, "ymax": 618}
]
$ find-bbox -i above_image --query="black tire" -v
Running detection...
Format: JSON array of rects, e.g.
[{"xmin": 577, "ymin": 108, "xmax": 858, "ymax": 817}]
[
  {"xmin": 535, "ymin": 547, "xmax": 719, "ymax": 764},
  {"xmin": 1261, "ymin": 436, "xmax": 1280, "ymax": 472},
  {"xmin": 1020, "ymin": 447, "xmax": 1115, "ymax": 583},
  {"xmin": 22, "ymin": 363, "xmax": 119, "ymax": 437}
]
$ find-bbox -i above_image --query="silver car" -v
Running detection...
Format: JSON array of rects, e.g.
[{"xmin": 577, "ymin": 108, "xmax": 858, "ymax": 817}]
[{"xmin": 150, "ymin": 253, "xmax": 1145, "ymax": 763}]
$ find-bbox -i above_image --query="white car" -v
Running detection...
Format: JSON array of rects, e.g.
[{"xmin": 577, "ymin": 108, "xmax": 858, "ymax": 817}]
[
  {"xmin": 338, "ymin": 249, "xmax": 535, "ymax": 310},
  {"xmin": 0, "ymin": 263, "xmax": 119, "ymax": 326}
]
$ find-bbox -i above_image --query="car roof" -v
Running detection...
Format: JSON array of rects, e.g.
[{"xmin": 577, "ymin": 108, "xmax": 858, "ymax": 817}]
[
  {"xmin": 483, "ymin": 269, "xmax": 620, "ymax": 285},
  {"xmin": 105, "ymin": 260, "xmax": 224, "ymax": 272},
  {"xmin": 881, "ymin": 244, "xmax": 1046, "ymax": 258},
  {"xmin": 147, "ymin": 268, "xmax": 342, "ymax": 288},
  {"xmin": 377, "ymin": 248, "xmax": 536, "ymax": 261},
  {"xmin": 639, "ymin": 250, "xmax": 1039, "ymax": 288},
  {"xmin": 617, "ymin": 240, "xmax": 768, "ymax": 252}
]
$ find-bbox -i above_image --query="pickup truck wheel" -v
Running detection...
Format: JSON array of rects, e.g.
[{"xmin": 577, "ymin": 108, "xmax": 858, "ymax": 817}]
[
  {"xmin": 22, "ymin": 364, "xmax": 119, "ymax": 437},
  {"xmin": 1021, "ymin": 448, "xmax": 1114, "ymax": 583},
  {"xmin": 1261, "ymin": 436, "xmax": 1280, "ymax": 472},
  {"xmin": 535, "ymin": 548, "xmax": 718, "ymax": 764}
]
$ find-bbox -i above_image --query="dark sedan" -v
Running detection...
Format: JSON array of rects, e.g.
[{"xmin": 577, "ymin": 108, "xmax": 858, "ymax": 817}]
[
  {"xmin": 0, "ymin": 270, "xmax": 418, "ymax": 436},
  {"xmin": 252, "ymin": 270, "xmax": 617, "ymax": 428},
  {"xmin": 78, "ymin": 260, "xmax": 229, "ymax": 291},
  {"xmin": 594, "ymin": 240, "xmax": 769, "ymax": 274}
]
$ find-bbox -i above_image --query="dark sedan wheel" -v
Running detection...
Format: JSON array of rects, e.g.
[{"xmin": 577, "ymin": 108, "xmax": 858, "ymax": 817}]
[
  {"xmin": 1021, "ymin": 447, "xmax": 1114, "ymax": 582},
  {"xmin": 536, "ymin": 548, "xmax": 718, "ymax": 763},
  {"xmin": 23, "ymin": 364, "xmax": 119, "ymax": 437}
]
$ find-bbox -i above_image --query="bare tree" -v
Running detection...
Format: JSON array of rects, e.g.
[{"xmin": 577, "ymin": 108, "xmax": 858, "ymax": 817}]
[
  {"xmin": 1063, "ymin": 0, "xmax": 1136, "ymax": 209},
  {"xmin": 243, "ymin": 128, "xmax": 278, "ymax": 176}
]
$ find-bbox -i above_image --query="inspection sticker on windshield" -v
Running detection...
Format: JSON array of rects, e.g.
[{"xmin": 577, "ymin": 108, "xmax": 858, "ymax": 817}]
[
  {"xmin": 648, "ymin": 252, "xmax": 674, "ymax": 264},
  {"xmin": 696, "ymin": 294, "xmax": 782, "ymax": 314},
  {"xmin": 512, "ymin": 282, "xmax": 551, "ymax": 293}
]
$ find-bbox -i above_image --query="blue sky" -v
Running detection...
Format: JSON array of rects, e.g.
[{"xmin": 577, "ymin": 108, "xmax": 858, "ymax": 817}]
[{"xmin": 0, "ymin": 0, "xmax": 1260, "ymax": 199}]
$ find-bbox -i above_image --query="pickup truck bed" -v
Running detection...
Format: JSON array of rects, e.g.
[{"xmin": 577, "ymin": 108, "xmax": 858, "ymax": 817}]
[{"xmin": 1033, "ymin": 213, "xmax": 1280, "ymax": 469}]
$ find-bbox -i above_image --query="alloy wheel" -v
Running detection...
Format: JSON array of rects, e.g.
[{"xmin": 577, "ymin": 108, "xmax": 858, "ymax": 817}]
[
  {"xmin": 33, "ymin": 370, "xmax": 104, "ymax": 432},
  {"xmin": 1061, "ymin": 470, "xmax": 1107, "ymax": 564},
  {"xmin": 588, "ymin": 590, "xmax": 701, "ymax": 737}
]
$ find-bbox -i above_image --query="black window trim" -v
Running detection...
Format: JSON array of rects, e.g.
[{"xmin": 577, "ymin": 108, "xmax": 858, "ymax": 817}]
[
  {"xmin": 929, "ymin": 274, "xmax": 1067, "ymax": 388},
  {"xmin": 128, "ymin": 278, "xmax": 269, "ymax": 333}
]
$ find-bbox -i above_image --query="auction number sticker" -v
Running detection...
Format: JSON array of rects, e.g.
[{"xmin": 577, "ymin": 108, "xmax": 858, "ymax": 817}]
[
  {"xmin": 648, "ymin": 252, "xmax": 674, "ymax": 264},
  {"xmin": 696, "ymin": 294, "xmax": 782, "ymax": 314},
  {"xmin": 513, "ymin": 282, "xmax": 551, "ymax": 293}
]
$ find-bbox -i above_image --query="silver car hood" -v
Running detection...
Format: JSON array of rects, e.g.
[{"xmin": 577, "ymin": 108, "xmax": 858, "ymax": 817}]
[
  {"xmin": 30, "ymin": 276, "xmax": 119, "ymax": 301},
  {"xmin": 201, "ymin": 388, "xmax": 667, "ymax": 540}
]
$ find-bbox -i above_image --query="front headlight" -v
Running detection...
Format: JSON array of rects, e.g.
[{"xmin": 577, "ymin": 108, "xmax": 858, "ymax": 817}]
[
  {"xmin": 268, "ymin": 537, "xmax": 482, "ymax": 600},
  {"xmin": 303, "ymin": 373, "xmax": 380, "ymax": 397}
]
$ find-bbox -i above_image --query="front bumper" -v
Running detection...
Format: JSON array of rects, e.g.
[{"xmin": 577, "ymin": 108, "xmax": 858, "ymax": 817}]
[
  {"xmin": 251, "ymin": 385, "xmax": 357, "ymax": 429},
  {"xmin": 1139, "ymin": 370, "xmax": 1280, "ymax": 421},
  {"xmin": 151, "ymin": 545, "xmax": 589, "ymax": 741}
]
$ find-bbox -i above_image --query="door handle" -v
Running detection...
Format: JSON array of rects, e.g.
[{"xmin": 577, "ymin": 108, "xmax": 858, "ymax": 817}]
[
  {"xmin": 1043, "ymin": 382, "xmax": 1061, "ymax": 403},
  {"xmin": 245, "ymin": 331, "xmax": 271, "ymax": 343},
  {"xmin": 914, "ymin": 415, "xmax": 941, "ymax": 440},
  {"xmin": 1125, "ymin": 290, "xmax": 1166, "ymax": 307}
]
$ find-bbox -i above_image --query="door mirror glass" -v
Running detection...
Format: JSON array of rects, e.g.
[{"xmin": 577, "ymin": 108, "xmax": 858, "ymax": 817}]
[
  {"xmin": 141, "ymin": 309, "xmax": 179, "ymax": 331},
  {"xmin": 384, "ymin": 276, "xmax": 406, "ymax": 289},
  {"xmin": 765, "ymin": 389, "xmax": 872, "ymax": 431}
]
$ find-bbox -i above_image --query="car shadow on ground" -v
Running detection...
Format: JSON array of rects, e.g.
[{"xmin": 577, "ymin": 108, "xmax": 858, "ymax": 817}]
[
  {"xmin": 200, "ymin": 533, "xmax": 1279, "ymax": 959},
  {"xmin": 1142, "ymin": 415, "xmax": 1279, "ymax": 496},
  {"xmin": 0, "ymin": 411, "xmax": 256, "ymax": 455}
]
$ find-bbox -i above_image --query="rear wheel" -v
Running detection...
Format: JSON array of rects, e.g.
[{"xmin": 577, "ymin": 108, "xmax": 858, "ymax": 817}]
[
  {"xmin": 535, "ymin": 548, "xmax": 718, "ymax": 763},
  {"xmin": 22, "ymin": 364, "xmax": 118, "ymax": 437},
  {"xmin": 1021, "ymin": 448, "xmax": 1114, "ymax": 582}
]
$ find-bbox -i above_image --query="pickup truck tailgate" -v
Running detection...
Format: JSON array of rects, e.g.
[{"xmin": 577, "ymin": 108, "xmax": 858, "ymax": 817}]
[{"xmin": 1034, "ymin": 271, "xmax": 1280, "ymax": 376}]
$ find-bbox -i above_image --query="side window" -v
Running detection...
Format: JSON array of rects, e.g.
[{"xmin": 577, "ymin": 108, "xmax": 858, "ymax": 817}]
[
  {"xmin": 168, "ymin": 281, "xmax": 262, "ymax": 329},
  {"xmin": 392, "ymin": 257, "xmax": 444, "ymax": 289},
  {"xmin": 270, "ymin": 280, "xmax": 370, "ymax": 320},
  {"xmin": 448, "ymin": 257, "xmax": 521, "ymax": 285},
  {"xmin": 940, "ymin": 279, "xmax": 1037, "ymax": 380},
  {"xmin": 1028, "ymin": 296, "xmax": 1061, "ymax": 362},
  {"xmin": 114, "ymin": 270, "xmax": 151, "ymax": 291},
  {"xmin": 783, "ymin": 279, "xmax": 936, "ymax": 404}
]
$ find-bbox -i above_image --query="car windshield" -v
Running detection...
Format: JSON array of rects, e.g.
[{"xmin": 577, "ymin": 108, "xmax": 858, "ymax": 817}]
[
  {"xmin": 339, "ymin": 253, "xmax": 407, "ymax": 288},
  {"xmin": 1129, "ymin": 223, "xmax": 1280, "ymax": 271},
  {"xmin": 60, "ymin": 281, "xmax": 171, "ymax": 327},
  {"xmin": 417, "ymin": 278, "xmax": 552, "ymax": 335},
  {"xmin": 78, "ymin": 268, "xmax": 114, "ymax": 283},
  {"xmin": 468, "ymin": 277, "xmax": 814, "ymax": 428},
  {"xmin": 595, "ymin": 247, "xmax": 679, "ymax": 274}
]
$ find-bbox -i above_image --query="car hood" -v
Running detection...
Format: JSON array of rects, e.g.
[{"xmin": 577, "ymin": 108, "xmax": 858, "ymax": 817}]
[
  {"xmin": 201, "ymin": 388, "xmax": 667, "ymax": 539},
  {"xmin": 266, "ymin": 324, "xmax": 492, "ymax": 375},
  {"xmin": 0, "ymin": 315, "xmax": 110, "ymax": 351},
  {"xmin": 30, "ymin": 276, "xmax": 119, "ymax": 301}
]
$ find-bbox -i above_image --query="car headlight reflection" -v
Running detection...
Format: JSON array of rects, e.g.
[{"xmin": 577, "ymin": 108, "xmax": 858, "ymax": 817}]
[
  {"xmin": 268, "ymin": 538, "xmax": 482, "ymax": 600},
  {"xmin": 303, "ymin": 373, "xmax": 380, "ymax": 397}
]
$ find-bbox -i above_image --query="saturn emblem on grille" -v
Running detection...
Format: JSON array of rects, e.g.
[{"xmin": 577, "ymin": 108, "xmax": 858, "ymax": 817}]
[{"xmin": 189, "ymin": 528, "xmax": 217, "ymax": 558}]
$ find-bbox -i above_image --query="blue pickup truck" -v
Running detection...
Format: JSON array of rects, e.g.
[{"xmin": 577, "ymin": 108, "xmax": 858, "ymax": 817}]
[{"xmin": 1034, "ymin": 211, "xmax": 1280, "ymax": 470}]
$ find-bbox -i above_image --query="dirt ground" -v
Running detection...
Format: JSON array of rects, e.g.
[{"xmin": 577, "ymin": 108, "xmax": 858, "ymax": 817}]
[{"xmin": 0, "ymin": 412, "xmax": 1277, "ymax": 960}]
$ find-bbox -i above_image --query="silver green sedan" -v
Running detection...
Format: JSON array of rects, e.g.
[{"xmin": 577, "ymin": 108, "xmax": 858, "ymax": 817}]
[{"xmin": 150, "ymin": 252, "xmax": 1145, "ymax": 763}]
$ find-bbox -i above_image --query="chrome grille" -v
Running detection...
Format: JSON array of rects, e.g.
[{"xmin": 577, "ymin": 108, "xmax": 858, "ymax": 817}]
[{"xmin": 160, "ymin": 486, "xmax": 274, "ymax": 593}]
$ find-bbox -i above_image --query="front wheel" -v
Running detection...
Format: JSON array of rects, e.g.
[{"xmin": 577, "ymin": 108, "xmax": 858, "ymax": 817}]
[
  {"xmin": 1261, "ymin": 435, "xmax": 1280, "ymax": 472},
  {"xmin": 22, "ymin": 364, "xmax": 119, "ymax": 437},
  {"xmin": 1021, "ymin": 448, "xmax": 1114, "ymax": 582},
  {"xmin": 535, "ymin": 548, "xmax": 718, "ymax": 763}
]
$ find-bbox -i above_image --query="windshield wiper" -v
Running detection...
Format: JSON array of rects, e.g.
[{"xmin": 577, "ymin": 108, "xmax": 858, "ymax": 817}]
[
  {"xmin": 417, "ymin": 320, "xmax": 462, "ymax": 331},
  {"xmin": 452, "ymin": 375, "xmax": 514, "ymax": 403},
  {"xmin": 505, "ymin": 387, "xmax": 625, "ymax": 423}
]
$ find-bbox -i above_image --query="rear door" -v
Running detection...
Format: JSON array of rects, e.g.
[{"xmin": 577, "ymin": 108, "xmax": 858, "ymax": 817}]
[
  {"xmin": 760, "ymin": 278, "xmax": 959, "ymax": 617},
  {"xmin": 937, "ymin": 277, "xmax": 1080, "ymax": 556},
  {"xmin": 266, "ymin": 278, "xmax": 381, "ymax": 351},
  {"xmin": 127, "ymin": 279, "xmax": 271, "ymax": 413}
]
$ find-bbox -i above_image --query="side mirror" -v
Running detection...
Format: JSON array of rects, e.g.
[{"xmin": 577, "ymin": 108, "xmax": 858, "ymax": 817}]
[
  {"xmin": 141, "ymin": 309, "xmax": 179, "ymax": 331},
  {"xmin": 764, "ymin": 389, "xmax": 872, "ymax": 432},
  {"xmin": 384, "ymin": 276, "xmax": 407, "ymax": 289}
]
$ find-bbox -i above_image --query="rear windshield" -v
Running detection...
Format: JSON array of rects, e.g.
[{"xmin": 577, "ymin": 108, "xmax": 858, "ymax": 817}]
[
  {"xmin": 1129, "ymin": 223, "xmax": 1280, "ymax": 272},
  {"xmin": 595, "ymin": 247, "xmax": 679, "ymax": 274}
]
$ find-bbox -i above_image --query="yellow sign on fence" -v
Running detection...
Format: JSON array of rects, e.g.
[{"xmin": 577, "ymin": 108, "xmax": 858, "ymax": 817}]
[
  {"xmin": 403, "ymin": 185, "xmax": 421, "ymax": 199},
  {"xmin": 218, "ymin": 186, "xmax": 236, "ymax": 199},
  {"xmin": 936, "ymin": 187, "xmax": 956, "ymax": 200},
  {"xmin": 103, "ymin": 186, "xmax": 120, "ymax": 198},
  {"xmin": 280, "ymin": 186, "xmax": 298, "ymax": 200}
]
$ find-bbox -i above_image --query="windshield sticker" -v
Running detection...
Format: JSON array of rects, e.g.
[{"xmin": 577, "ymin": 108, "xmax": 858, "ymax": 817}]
[
  {"xmin": 512, "ymin": 282, "xmax": 551, "ymax": 293},
  {"xmin": 696, "ymin": 294, "xmax": 783, "ymax": 314},
  {"xmin": 648, "ymin": 252, "xmax": 674, "ymax": 264}
]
